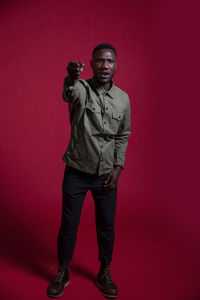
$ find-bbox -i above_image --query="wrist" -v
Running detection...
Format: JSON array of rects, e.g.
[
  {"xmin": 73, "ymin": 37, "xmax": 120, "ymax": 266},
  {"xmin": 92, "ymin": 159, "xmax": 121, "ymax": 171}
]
[
  {"xmin": 67, "ymin": 76, "xmax": 78, "ymax": 86},
  {"xmin": 114, "ymin": 165, "xmax": 123, "ymax": 171}
]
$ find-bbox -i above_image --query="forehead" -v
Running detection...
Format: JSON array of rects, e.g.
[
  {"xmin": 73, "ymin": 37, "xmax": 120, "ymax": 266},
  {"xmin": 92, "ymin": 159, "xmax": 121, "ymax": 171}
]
[{"xmin": 93, "ymin": 48, "xmax": 116, "ymax": 60}]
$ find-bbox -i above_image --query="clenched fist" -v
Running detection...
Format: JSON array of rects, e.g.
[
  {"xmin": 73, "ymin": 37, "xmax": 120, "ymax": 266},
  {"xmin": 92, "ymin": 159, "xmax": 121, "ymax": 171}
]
[{"xmin": 67, "ymin": 61, "xmax": 84, "ymax": 80}]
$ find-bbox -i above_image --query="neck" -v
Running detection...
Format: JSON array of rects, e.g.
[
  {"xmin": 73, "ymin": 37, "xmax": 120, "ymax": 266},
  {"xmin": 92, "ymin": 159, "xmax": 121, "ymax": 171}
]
[
  {"xmin": 102, "ymin": 82, "xmax": 111, "ymax": 91},
  {"xmin": 96, "ymin": 78, "xmax": 112, "ymax": 91}
]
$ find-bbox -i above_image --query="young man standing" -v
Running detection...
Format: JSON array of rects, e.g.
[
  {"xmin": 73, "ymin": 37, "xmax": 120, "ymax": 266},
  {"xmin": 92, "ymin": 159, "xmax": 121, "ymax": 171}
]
[{"xmin": 47, "ymin": 43, "xmax": 131, "ymax": 298}]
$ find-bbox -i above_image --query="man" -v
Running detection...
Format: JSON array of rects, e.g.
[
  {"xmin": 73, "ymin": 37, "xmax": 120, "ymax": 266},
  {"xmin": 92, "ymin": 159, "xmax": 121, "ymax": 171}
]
[{"xmin": 47, "ymin": 43, "xmax": 131, "ymax": 298}]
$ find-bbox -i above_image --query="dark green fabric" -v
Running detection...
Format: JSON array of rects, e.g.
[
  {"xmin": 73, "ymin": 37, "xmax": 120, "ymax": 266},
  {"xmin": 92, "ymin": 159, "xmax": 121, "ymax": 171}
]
[{"xmin": 62, "ymin": 76, "xmax": 131, "ymax": 175}]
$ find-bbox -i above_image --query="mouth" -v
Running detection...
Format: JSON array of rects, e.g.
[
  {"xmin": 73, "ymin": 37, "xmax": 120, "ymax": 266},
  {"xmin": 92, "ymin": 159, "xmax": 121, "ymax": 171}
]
[{"xmin": 98, "ymin": 72, "xmax": 110, "ymax": 79}]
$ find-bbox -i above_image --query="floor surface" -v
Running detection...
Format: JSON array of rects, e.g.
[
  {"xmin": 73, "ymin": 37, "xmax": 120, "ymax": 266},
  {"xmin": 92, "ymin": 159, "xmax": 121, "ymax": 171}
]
[{"xmin": 1, "ymin": 213, "xmax": 200, "ymax": 300}]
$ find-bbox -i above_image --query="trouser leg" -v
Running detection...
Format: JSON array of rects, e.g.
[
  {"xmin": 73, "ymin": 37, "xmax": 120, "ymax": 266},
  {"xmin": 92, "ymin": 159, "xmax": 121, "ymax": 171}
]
[
  {"xmin": 57, "ymin": 165, "xmax": 88, "ymax": 263},
  {"xmin": 91, "ymin": 177, "xmax": 117, "ymax": 265}
]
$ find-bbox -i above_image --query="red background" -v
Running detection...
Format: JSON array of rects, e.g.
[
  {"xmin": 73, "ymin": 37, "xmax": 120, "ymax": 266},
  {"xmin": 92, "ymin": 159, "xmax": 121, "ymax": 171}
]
[{"xmin": 0, "ymin": 0, "xmax": 200, "ymax": 299}]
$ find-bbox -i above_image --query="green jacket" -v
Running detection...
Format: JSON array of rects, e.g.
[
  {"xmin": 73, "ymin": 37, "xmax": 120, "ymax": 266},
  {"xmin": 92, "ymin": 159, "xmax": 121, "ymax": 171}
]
[{"xmin": 62, "ymin": 76, "xmax": 131, "ymax": 175}]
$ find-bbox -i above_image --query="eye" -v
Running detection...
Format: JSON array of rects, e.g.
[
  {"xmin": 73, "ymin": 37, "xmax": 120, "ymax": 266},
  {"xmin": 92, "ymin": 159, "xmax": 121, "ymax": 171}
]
[{"xmin": 96, "ymin": 59, "xmax": 103, "ymax": 63}]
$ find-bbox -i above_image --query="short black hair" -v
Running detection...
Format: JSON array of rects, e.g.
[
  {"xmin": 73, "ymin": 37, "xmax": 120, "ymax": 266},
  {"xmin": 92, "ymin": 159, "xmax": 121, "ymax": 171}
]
[{"xmin": 92, "ymin": 43, "xmax": 117, "ymax": 57}]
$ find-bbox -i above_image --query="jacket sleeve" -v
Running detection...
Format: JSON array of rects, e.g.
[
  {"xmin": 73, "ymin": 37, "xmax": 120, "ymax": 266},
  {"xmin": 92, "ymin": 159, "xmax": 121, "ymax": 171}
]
[
  {"xmin": 62, "ymin": 76, "xmax": 87, "ymax": 105},
  {"xmin": 113, "ymin": 96, "xmax": 131, "ymax": 168}
]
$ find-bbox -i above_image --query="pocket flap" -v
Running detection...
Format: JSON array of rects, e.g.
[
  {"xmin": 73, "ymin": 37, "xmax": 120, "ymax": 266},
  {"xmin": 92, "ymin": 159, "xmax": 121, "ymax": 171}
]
[
  {"xmin": 86, "ymin": 102, "xmax": 101, "ymax": 113},
  {"xmin": 112, "ymin": 112, "xmax": 123, "ymax": 120}
]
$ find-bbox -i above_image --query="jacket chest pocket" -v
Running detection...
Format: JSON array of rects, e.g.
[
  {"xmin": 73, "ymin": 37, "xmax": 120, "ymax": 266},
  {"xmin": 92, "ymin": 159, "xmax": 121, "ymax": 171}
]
[
  {"xmin": 85, "ymin": 102, "xmax": 101, "ymax": 114},
  {"xmin": 112, "ymin": 112, "xmax": 122, "ymax": 121},
  {"xmin": 85, "ymin": 102, "xmax": 102, "ymax": 131},
  {"xmin": 111, "ymin": 111, "xmax": 123, "ymax": 132}
]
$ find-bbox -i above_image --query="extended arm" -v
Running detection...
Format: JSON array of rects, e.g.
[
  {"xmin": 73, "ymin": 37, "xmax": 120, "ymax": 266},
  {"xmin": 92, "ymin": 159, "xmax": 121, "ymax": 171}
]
[{"xmin": 62, "ymin": 62, "xmax": 86, "ymax": 104}]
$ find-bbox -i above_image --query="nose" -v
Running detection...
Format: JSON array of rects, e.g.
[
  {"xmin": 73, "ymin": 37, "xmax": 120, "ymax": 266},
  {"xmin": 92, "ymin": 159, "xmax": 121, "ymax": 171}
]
[{"xmin": 102, "ymin": 60, "xmax": 109, "ymax": 69}]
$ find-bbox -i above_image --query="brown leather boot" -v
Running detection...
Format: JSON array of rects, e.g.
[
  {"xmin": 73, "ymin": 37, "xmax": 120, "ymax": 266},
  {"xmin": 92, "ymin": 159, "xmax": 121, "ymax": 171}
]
[
  {"xmin": 47, "ymin": 262, "xmax": 70, "ymax": 298},
  {"xmin": 96, "ymin": 264, "xmax": 118, "ymax": 298}
]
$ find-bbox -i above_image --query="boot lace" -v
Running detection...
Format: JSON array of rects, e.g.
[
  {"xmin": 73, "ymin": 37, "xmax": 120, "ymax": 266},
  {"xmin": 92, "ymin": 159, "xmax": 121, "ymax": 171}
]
[
  {"xmin": 55, "ymin": 264, "xmax": 67, "ymax": 282},
  {"xmin": 102, "ymin": 266, "xmax": 114, "ymax": 285}
]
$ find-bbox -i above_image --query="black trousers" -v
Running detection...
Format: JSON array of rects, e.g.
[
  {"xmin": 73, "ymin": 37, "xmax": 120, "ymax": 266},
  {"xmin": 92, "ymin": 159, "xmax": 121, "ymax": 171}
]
[{"xmin": 57, "ymin": 165, "xmax": 117, "ymax": 265}]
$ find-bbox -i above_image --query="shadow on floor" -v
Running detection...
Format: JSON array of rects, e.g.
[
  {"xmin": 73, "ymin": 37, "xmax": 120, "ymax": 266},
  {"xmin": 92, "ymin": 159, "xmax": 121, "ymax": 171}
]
[
  {"xmin": 0, "ymin": 201, "xmax": 56, "ymax": 282},
  {"xmin": 0, "ymin": 199, "xmax": 97, "ymax": 284}
]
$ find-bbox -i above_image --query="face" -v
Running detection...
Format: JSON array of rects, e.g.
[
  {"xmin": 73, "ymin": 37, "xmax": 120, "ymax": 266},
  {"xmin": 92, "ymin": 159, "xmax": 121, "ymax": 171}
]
[{"xmin": 90, "ymin": 48, "xmax": 117, "ymax": 87}]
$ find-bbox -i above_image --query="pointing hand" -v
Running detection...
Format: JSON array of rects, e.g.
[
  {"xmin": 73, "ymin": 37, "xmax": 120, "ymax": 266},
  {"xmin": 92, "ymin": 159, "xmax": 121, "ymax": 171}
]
[{"xmin": 67, "ymin": 61, "xmax": 85, "ymax": 80}]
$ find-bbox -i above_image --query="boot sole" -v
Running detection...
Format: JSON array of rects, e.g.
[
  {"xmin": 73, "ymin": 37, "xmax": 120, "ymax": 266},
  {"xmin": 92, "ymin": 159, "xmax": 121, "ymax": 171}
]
[
  {"xmin": 47, "ymin": 280, "xmax": 70, "ymax": 298},
  {"xmin": 95, "ymin": 281, "xmax": 118, "ymax": 299}
]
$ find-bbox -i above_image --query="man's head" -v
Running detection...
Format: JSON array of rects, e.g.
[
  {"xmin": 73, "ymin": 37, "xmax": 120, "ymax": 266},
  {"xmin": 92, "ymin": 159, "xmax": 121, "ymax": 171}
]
[{"xmin": 90, "ymin": 43, "xmax": 117, "ymax": 89}]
